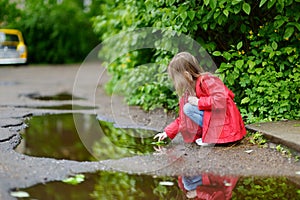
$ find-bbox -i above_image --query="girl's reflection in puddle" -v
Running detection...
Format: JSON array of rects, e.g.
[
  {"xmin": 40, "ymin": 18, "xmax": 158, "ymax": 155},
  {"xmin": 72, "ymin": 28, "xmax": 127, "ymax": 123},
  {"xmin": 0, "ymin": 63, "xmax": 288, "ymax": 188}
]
[{"xmin": 178, "ymin": 173, "xmax": 238, "ymax": 199}]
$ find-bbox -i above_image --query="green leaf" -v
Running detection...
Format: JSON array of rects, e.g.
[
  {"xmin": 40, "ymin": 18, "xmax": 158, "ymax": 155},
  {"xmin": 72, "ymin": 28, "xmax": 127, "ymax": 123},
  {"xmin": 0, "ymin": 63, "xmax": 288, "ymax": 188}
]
[
  {"xmin": 212, "ymin": 51, "xmax": 222, "ymax": 56},
  {"xmin": 62, "ymin": 174, "xmax": 85, "ymax": 185},
  {"xmin": 209, "ymin": 0, "xmax": 217, "ymax": 9},
  {"xmin": 247, "ymin": 60, "xmax": 256, "ymax": 69},
  {"xmin": 237, "ymin": 41, "xmax": 243, "ymax": 50},
  {"xmin": 275, "ymin": 19, "xmax": 285, "ymax": 29},
  {"xmin": 223, "ymin": 52, "xmax": 232, "ymax": 61},
  {"xmin": 233, "ymin": 5, "xmax": 242, "ymax": 14},
  {"xmin": 287, "ymin": 22, "xmax": 300, "ymax": 31},
  {"xmin": 267, "ymin": 0, "xmax": 276, "ymax": 9},
  {"xmin": 236, "ymin": 60, "xmax": 244, "ymax": 68},
  {"xmin": 255, "ymin": 68, "xmax": 263, "ymax": 75},
  {"xmin": 271, "ymin": 41, "xmax": 278, "ymax": 50},
  {"xmin": 223, "ymin": 9, "xmax": 229, "ymax": 17},
  {"xmin": 242, "ymin": 2, "xmax": 251, "ymax": 15},
  {"xmin": 288, "ymin": 56, "xmax": 294, "ymax": 63},
  {"xmin": 214, "ymin": 12, "xmax": 221, "ymax": 19},
  {"xmin": 145, "ymin": 0, "xmax": 154, "ymax": 10},
  {"xmin": 151, "ymin": 140, "xmax": 167, "ymax": 146},
  {"xmin": 241, "ymin": 97, "xmax": 250, "ymax": 104},
  {"xmin": 232, "ymin": 0, "xmax": 242, "ymax": 5},
  {"xmin": 204, "ymin": 0, "xmax": 210, "ymax": 6},
  {"xmin": 240, "ymin": 24, "xmax": 247, "ymax": 33},
  {"xmin": 180, "ymin": 11, "xmax": 188, "ymax": 21},
  {"xmin": 283, "ymin": 26, "xmax": 294, "ymax": 39},
  {"xmin": 188, "ymin": 11, "xmax": 195, "ymax": 20},
  {"xmin": 259, "ymin": 0, "xmax": 267, "ymax": 7}
]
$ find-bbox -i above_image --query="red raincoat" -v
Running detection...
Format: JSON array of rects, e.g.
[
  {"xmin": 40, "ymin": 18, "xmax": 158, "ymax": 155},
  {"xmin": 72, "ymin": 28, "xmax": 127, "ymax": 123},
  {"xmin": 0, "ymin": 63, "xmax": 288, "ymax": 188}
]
[
  {"xmin": 178, "ymin": 174, "xmax": 239, "ymax": 200},
  {"xmin": 165, "ymin": 74, "xmax": 246, "ymax": 143}
]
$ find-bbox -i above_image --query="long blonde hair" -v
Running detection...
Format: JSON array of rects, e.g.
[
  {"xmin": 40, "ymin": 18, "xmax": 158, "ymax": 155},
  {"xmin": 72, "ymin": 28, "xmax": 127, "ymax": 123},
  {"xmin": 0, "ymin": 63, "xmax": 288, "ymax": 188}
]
[{"xmin": 168, "ymin": 52, "xmax": 204, "ymax": 97}]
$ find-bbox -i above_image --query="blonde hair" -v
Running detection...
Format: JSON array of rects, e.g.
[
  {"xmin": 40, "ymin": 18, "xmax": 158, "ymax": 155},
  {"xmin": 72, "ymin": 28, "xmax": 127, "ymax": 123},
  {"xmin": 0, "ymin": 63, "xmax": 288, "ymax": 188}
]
[{"xmin": 168, "ymin": 52, "xmax": 204, "ymax": 96}]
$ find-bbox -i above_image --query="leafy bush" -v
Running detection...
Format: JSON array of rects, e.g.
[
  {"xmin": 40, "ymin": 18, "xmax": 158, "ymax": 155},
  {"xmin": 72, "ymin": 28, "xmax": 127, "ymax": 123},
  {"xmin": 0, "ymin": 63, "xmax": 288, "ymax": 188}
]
[
  {"xmin": 104, "ymin": 50, "xmax": 178, "ymax": 111},
  {"xmin": 0, "ymin": 0, "xmax": 20, "ymax": 26},
  {"xmin": 214, "ymin": 0, "xmax": 300, "ymax": 123},
  {"xmin": 92, "ymin": 0, "xmax": 300, "ymax": 123}
]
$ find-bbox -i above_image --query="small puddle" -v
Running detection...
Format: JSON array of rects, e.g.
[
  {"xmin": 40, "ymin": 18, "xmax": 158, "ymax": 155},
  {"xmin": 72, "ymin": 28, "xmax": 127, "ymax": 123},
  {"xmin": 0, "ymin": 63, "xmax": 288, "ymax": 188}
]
[
  {"xmin": 16, "ymin": 113, "xmax": 158, "ymax": 161},
  {"xmin": 25, "ymin": 92, "xmax": 83, "ymax": 101},
  {"xmin": 14, "ymin": 113, "xmax": 300, "ymax": 199},
  {"xmin": 14, "ymin": 172, "xmax": 300, "ymax": 199},
  {"xmin": 17, "ymin": 104, "xmax": 97, "ymax": 110},
  {"xmin": 19, "ymin": 92, "xmax": 97, "ymax": 110}
]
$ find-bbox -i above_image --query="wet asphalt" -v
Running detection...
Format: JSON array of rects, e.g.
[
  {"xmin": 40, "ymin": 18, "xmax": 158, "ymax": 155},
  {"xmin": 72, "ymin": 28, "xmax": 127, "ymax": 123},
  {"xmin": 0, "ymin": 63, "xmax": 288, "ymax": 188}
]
[{"xmin": 0, "ymin": 64, "xmax": 299, "ymax": 199}]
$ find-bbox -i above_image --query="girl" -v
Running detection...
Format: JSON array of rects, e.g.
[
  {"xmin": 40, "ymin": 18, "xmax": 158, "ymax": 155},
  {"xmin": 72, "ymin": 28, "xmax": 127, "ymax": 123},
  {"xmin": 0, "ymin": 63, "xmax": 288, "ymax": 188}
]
[
  {"xmin": 154, "ymin": 52, "xmax": 246, "ymax": 146},
  {"xmin": 178, "ymin": 174, "xmax": 238, "ymax": 199}
]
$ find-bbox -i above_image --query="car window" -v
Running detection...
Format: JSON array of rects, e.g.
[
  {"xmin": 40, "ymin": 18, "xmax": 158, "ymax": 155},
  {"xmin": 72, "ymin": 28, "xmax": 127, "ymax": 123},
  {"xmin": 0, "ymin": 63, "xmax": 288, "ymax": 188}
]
[
  {"xmin": 0, "ymin": 32, "xmax": 5, "ymax": 43},
  {"xmin": 0, "ymin": 32, "xmax": 19, "ymax": 43},
  {"xmin": 6, "ymin": 34, "xmax": 19, "ymax": 42}
]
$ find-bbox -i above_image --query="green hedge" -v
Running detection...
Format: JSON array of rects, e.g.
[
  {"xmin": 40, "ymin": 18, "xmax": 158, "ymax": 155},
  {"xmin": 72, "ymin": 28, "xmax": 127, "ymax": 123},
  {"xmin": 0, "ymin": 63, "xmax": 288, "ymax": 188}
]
[{"xmin": 92, "ymin": 0, "xmax": 300, "ymax": 123}]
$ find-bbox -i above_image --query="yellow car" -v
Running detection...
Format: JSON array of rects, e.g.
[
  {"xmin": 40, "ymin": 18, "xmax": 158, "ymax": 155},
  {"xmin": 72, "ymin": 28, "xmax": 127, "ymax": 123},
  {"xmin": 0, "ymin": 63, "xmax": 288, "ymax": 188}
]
[{"xmin": 0, "ymin": 29, "xmax": 27, "ymax": 65}]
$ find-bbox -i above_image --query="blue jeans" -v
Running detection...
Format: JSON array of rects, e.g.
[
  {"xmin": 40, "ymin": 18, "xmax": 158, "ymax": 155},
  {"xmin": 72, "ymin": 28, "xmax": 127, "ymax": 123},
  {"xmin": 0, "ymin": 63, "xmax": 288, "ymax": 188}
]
[
  {"xmin": 183, "ymin": 103, "xmax": 204, "ymax": 127},
  {"xmin": 182, "ymin": 175, "xmax": 203, "ymax": 191}
]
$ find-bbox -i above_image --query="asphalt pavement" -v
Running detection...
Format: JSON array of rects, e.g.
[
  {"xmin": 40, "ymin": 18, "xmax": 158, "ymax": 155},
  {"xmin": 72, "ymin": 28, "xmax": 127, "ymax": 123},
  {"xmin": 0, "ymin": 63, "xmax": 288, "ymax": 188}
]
[
  {"xmin": 246, "ymin": 120, "xmax": 300, "ymax": 152},
  {"xmin": 0, "ymin": 64, "xmax": 299, "ymax": 199}
]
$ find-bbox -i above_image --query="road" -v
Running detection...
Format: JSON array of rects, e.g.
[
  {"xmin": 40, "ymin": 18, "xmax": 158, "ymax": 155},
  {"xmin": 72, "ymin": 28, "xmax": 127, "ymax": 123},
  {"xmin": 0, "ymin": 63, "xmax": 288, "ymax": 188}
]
[{"xmin": 0, "ymin": 64, "xmax": 299, "ymax": 199}]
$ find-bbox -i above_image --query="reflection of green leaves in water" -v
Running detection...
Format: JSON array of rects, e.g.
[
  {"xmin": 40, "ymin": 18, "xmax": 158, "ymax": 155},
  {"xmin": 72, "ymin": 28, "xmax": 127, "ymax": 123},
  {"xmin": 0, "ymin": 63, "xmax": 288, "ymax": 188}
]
[
  {"xmin": 93, "ymin": 121, "xmax": 168, "ymax": 159},
  {"xmin": 20, "ymin": 114, "xmax": 93, "ymax": 161},
  {"xmin": 91, "ymin": 171, "xmax": 183, "ymax": 200},
  {"xmin": 62, "ymin": 174, "xmax": 85, "ymax": 185},
  {"xmin": 232, "ymin": 177, "xmax": 300, "ymax": 200}
]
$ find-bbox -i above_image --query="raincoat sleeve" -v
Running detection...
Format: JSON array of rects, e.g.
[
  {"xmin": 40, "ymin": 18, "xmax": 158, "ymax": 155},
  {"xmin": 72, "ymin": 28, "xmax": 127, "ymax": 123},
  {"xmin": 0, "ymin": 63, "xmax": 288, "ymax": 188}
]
[
  {"xmin": 197, "ymin": 76, "xmax": 227, "ymax": 111},
  {"xmin": 164, "ymin": 117, "xmax": 180, "ymax": 139},
  {"xmin": 196, "ymin": 186, "xmax": 225, "ymax": 200}
]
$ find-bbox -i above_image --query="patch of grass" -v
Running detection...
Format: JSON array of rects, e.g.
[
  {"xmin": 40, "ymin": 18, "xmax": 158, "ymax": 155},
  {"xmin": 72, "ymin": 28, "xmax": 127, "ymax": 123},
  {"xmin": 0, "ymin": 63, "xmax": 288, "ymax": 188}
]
[{"xmin": 246, "ymin": 132, "xmax": 267, "ymax": 147}]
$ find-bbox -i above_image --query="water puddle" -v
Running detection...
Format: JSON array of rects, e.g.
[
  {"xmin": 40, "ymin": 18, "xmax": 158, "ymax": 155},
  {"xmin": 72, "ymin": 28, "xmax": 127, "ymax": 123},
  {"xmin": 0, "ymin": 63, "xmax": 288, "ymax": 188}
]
[
  {"xmin": 17, "ymin": 104, "xmax": 97, "ymax": 110},
  {"xmin": 14, "ymin": 172, "xmax": 300, "ymax": 199},
  {"xmin": 16, "ymin": 113, "xmax": 158, "ymax": 161},
  {"xmin": 19, "ymin": 92, "xmax": 97, "ymax": 110},
  {"xmin": 14, "ymin": 113, "xmax": 300, "ymax": 199},
  {"xmin": 25, "ymin": 92, "xmax": 83, "ymax": 101}
]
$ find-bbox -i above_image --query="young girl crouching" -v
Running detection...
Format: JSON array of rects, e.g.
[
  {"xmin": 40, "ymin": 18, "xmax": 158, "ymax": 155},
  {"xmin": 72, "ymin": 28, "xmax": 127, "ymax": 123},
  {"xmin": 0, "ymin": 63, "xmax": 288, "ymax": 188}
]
[{"xmin": 154, "ymin": 52, "xmax": 246, "ymax": 146}]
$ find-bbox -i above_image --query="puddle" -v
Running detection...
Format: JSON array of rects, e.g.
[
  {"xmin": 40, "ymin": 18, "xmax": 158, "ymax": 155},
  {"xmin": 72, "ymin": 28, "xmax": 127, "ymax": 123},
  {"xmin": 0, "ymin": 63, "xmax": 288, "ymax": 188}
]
[
  {"xmin": 16, "ymin": 113, "xmax": 158, "ymax": 161},
  {"xmin": 14, "ymin": 113, "xmax": 300, "ymax": 199},
  {"xmin": 14, "ymin": 172, "xmax": 300, "ymax": 199},
  {"xmin": 25, "ymin": 92, "xmax": 83, "ymax": 101},
  {"xmin": 18, "ymin": 92, "xmax": 96, "ymax": 110},
  {"xmin": 17, "ymin": 104, "xmax": 97, "ymax": 110}
]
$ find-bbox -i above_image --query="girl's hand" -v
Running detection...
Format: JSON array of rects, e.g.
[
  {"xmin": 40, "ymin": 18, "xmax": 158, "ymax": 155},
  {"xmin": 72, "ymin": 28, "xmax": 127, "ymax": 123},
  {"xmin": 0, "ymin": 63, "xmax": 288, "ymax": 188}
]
[
  {"xmin": 188, "ymin": 96, "xmax": 199, "ymax": 106},
  {"xmin": 153, "ymin": 145, "xmax": 166, "ymax": 154},
  {"xmin": 154, "ymin": 132, "xmax": 167, "ymax": 141}
]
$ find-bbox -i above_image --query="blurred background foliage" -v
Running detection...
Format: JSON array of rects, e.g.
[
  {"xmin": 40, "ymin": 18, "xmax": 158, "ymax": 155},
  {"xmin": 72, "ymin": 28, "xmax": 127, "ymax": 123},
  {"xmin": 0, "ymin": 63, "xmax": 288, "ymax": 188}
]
[
  {"xmin": 1, "ymin": 0, "xmax": 299, "ymax": 123},
  {"xmin": 0, "ymin": 0, "xmax": 99, "ymax": 64}
]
